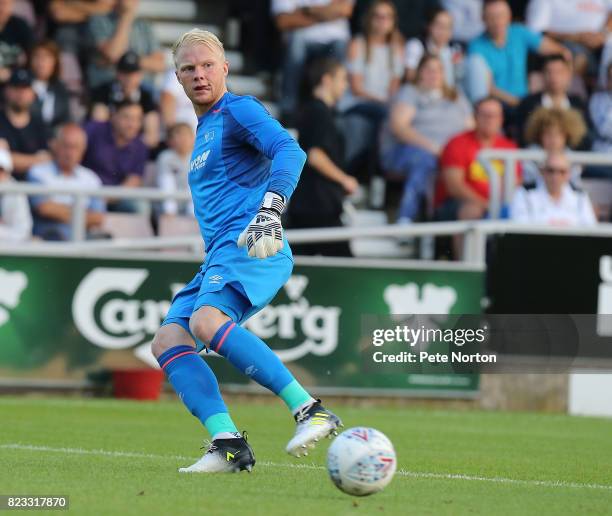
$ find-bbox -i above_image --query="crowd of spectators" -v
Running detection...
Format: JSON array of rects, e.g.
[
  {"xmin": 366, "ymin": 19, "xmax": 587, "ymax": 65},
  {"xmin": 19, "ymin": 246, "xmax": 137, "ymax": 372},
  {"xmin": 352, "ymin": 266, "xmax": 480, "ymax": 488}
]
[{"xmin": 0, "ymin": 0, "xmax": 609, "ymax": 254}]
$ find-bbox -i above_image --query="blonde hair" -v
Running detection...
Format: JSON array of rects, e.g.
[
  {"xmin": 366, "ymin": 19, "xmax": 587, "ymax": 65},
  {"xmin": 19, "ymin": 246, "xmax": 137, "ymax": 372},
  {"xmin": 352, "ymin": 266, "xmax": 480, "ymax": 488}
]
[
  {"xmin": 172, "ymin": 29, "xmax": 225, "ymax": 68},
  {"xmin": 524, "ymin": 107, "xmax": 586, "ymax": 149}
]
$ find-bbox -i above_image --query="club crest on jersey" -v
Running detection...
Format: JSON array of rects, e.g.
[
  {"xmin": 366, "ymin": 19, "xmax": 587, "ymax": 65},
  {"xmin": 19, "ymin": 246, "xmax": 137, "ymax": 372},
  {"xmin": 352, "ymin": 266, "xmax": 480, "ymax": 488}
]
[
  {"xmin": 204, "ymin": 130, "xmax": 215, "ymax": 143},
  {"xmin": 190, "ymin": 149, "xmax": 211, "ymax": 172}
]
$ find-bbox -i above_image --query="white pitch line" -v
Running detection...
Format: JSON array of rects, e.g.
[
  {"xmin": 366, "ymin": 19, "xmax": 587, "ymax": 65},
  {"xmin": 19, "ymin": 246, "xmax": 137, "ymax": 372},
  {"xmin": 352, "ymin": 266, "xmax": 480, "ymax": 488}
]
[{"xmin": 2, "ymin": 443, "xmax": 612, "ymax": 492}]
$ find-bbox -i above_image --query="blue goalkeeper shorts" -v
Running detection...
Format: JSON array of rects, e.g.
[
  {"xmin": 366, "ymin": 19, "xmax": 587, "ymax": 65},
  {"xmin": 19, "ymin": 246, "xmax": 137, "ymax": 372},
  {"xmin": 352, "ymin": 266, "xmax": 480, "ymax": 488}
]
[{"xmin": 161, "ymin": 240, "xmax": 293, "ymax": 351}]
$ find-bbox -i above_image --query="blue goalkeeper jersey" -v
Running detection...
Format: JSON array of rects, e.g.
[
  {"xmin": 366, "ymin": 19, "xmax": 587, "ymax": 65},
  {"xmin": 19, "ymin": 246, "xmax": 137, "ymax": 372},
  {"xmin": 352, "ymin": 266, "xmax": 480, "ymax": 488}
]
[{"xmin": 188, "ymin": 91, "xmax": 306, "ymax": 252}]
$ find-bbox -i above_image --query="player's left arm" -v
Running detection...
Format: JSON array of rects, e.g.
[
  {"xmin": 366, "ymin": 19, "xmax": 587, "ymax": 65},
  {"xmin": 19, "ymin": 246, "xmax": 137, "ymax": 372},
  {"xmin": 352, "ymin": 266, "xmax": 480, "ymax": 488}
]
[{"xmin": 230, "ymin": 96, "xmax": 307, "ymax": 258}]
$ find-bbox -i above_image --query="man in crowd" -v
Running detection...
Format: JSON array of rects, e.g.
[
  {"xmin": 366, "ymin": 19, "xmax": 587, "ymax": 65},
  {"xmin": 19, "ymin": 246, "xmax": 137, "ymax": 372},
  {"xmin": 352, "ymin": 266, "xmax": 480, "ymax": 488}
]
[
  {"xmin": 0, "ymin": 144, "xmax": 31, "ymax": 242},
  {"xmin": 465, "ymin": 0, "xmax": 570, "ymax": 106},
  {"xmin": 515, "ymin": 54, "xmax": 589, "ymax": 144},
  {"xmin": 28, "ymin": 123, "xmax": 105, "ymax": 240},
  {"xmin": 82, "ymin": 99, "xmax": 148, "ymax": 212},
  {"xmin": 435, "ymin": 96, "xmax": 518, "ymax": 221},
  {"xmin": 87, "ymin": 0, "xmax": 165, "ymax": 89},
  {"xmin": 272, "ymin": 0, "xmax": 354, "ymax": 122},
  {"xmin": 526, "ymin": 0, "xmax": 612, "ymax": 81},
  {"xmin": 89, "ymin": 50, "xmax": 160, "ymax": 148},
  {"xmin": 0, "ymin": 68, "xmax": 51, "ymax": 177},
  {"xmin": 511, "ymin": 151, "xmax": 597, "ymax": 226}
]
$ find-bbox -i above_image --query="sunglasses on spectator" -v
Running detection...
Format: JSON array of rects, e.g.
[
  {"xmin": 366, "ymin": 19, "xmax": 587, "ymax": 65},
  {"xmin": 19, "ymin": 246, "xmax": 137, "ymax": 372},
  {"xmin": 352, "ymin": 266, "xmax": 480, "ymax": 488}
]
[{"xmin": 541, "ymin": 165, "xmax": 569, "ymax": 175}]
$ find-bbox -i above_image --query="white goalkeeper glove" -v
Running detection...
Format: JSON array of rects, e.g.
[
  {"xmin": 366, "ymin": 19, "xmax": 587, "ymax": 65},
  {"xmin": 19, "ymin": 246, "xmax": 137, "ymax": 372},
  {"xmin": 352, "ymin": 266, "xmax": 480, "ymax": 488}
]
[{"xmin": 237, "ymin": 191, "xmax": 286, "ymax": 259}]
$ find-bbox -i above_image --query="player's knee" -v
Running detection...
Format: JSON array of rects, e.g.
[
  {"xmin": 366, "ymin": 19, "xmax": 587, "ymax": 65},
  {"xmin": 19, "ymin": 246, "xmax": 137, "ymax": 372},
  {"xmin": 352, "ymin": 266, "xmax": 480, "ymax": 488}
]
[
  {"xmin": 151, "ymin": 324, "xmax": 194, "ymax": 358},
  {"xmin": 189, "ymin": 307, "xmax": 231, "ymax": 346},
  {"xmin": 151, "ymin": 331, "xmax": 176, "ymax": 358}
]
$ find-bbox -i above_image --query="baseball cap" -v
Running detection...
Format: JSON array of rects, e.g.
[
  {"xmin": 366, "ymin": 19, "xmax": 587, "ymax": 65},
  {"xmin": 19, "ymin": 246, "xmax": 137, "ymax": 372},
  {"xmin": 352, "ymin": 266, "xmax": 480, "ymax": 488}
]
[
  {"xmin": 8, "ymin": 68, "xmax": 33, "ymax": 87},
  {"xmin": 117, "ymin": 51, "xmax": 140, "ymax": 73},
  {"xmin": 0, "ymin": 147, "xmax": 14, "ymax": 173}
]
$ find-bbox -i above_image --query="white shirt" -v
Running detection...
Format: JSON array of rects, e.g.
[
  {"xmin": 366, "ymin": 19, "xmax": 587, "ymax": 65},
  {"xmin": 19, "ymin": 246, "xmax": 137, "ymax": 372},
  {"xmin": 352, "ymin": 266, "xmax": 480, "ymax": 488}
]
[
  {"xmin": 155, "ymin": 149, "xmax": 193, "ymax": 216},
  {"xmin": 161, "ymin": 70, "xmax": 198, "ymax": 131},
  {"xmin": 511, "ymin": 182, "xmax": 597, "ymax": 226},
  {"xmin": 0, "ymin": 178, "xmax": 32, "ymax": 242},
  {"xmin": 527, "ymin": 0, "xmax": 612, "ymax": 33},
  {"xmin": 271, "ymin": 0, "xmax": 352, "ymax": 43},
  {"xmin": 441, "ymin": 0, "xmax": 484, "ymax": 43},
  {"xmin": 28, "ymin": 161, "xmax": 105, "ymax": 212},
  {"xmin": 404, "ymin": 38, "xmax": 462, "ymax": 86}
]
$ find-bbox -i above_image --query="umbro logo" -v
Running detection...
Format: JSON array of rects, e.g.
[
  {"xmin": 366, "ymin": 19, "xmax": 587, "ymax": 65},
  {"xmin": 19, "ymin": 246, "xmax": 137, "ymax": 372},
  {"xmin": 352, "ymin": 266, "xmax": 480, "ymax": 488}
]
[
  {"xmin": 190, "ymin": 149, "xmax": 211, "ymax": 172},
  {"xmin": 209, "ymin": 275, "xmax": 223, "ymax": 284}
]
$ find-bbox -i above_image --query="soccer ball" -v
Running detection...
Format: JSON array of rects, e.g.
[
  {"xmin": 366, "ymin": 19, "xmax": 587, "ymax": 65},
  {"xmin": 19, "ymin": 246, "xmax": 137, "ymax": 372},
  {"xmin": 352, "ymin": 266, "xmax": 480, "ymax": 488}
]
[{"xmin": 326, "ymin": 427, "xmax": 397, "ymax": 496}]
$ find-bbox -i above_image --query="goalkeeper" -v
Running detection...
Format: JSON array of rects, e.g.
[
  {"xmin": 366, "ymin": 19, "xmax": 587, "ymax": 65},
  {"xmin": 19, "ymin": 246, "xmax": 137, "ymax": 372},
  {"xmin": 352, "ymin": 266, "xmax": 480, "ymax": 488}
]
[{"xmin": 151, "ymin": 29, "xmax": 341, "ymax": 474}]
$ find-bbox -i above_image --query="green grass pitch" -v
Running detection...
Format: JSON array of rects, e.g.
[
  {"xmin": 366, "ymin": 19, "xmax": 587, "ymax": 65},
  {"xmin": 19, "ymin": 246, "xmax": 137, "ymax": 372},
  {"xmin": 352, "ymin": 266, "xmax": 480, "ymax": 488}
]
[{"xmin": 1, "ymin": 396, "xmax": 611, "ymax": 515}]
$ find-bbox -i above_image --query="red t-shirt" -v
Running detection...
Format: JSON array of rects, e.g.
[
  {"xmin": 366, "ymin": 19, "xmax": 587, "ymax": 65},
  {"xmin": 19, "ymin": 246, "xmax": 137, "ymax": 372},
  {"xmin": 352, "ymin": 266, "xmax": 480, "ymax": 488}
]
[{"xmin": 435, "ymin": 130, "xmax": 518, "ymax": 206}]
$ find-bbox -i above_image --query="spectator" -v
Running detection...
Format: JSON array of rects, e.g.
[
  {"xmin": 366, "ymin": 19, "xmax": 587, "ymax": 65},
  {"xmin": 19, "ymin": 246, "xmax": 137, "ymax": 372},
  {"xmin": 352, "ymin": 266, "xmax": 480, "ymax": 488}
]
[
  {"xmin": 29, "ymin": 40, "xmax": 72, "ymax": 130},
  {"xmin": 47, "ymin": 0, "xmax": 114, "ymax": 53},
  {"xmin": 0, "ymin": 0, "xmax": 34, "ymax": 83},
  {"xmin": 465, "ymin": 0, "xmax": 570, "ymax": 106},
  {"xmin": 341, "ymin": 0, "xmax": 403, "ymax": 185},
  {"xmin": 82, "ymin": 99, "xmax": 148, "ymax": 212},
  {"xmin": 515, "ymin": 54, "xmax": 589, "ymax": 144},
  {"xmin": 435, "ymin": 96, "xmax": 518, "ymax": 221},
  {"xmin": 345, "ymin": 0, "xmax": 403, "ymax": 107},
  {"xmin": 159, "ymin": 68, "xmax": 198, "ymax": 132},
  {"xmin": 28, "ymin": 123, "xmax": 105, "ymax": 240},
  {"xmin": 405, "ymin": 7, "xmax": 463, "ymax": 87},
  {"xmin": 156, "ymin": 122, "xmax": 194, "ymax": 216},
  {"xmin": 441, "ymin": 0, "xmax": 484, "ymax": 44},
  {"xmin": 522, "ymin": 107, "xmax": 586, "ymax": 183},
  {"xmin": 288, "ymin": 58, "xmax": 357, "ymax": 257},
  {"xmin": 0, "ymin": 145, "xmax": 32, "ymax": 241},
  {"xmin": 590, "ymin": 62, "xmax": 612, "ymax": 154},
  {"xmin": 89, "ymin": 50, "xmax": 160, "ymax": 148},
  {"xmin": 86, "ymin": 0, "xmax": 165, "ymax": 89},
  {"xmin": 272, "ymin": 0, "xmax": 354, "ymax": 122},
  {"xmin": 380, "ymin": 54, "xmax": 473, "ymax": 223},
  {"xmin": 511, "ymin": 151, "xmax": 596, "ymax": 226},
  {"xmin": 526, "ymin": 0, "xmax": 612, "ymax": 81},
  {"xmin": 0, "ymin": 68, "xmax": 51, "ymax": 177}
]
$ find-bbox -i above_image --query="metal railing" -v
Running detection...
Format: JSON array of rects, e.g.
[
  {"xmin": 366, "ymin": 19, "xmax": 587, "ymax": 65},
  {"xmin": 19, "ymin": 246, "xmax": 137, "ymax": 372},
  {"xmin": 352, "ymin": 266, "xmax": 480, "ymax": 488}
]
[
  {"xmin": 3, "ymin": 151, "xmax": 612, "ymax": 266},
  {"xmin": 478, "ymin": 149, "xmax": 612, "ymax": 218},
  {"xmin": 0, "ymin": 183, "xmax": 191, "ymax": 242}
]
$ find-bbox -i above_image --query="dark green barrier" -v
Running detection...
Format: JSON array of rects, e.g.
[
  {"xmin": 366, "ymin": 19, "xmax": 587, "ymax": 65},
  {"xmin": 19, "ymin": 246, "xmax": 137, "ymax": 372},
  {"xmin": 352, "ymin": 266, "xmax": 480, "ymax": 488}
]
[{"xmin": 0, "ymin": 254, "xmax": 483, "ymax": 396}]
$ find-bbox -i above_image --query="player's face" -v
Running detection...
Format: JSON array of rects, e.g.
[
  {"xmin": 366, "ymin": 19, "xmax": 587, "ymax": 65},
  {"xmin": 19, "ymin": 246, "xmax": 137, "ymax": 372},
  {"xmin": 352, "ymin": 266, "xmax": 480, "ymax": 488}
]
[{"xmin": 175, "ymin": 43, "xmax": 228, "ymax": 114}]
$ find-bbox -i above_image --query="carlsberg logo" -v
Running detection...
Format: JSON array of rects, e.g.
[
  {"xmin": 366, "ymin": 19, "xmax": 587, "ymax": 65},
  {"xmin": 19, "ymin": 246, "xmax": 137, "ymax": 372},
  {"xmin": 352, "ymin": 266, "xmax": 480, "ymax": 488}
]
[
  {"xmin": 72, "ymin": 268, "xmax": 178, "ymax": 350},
  {"xmin": 244, "ymin": 274, "xmax": 341, "ymax": 362},
  {"xmin": 72, "ymin": 268, "xmax": 341, "ymax": 362}
]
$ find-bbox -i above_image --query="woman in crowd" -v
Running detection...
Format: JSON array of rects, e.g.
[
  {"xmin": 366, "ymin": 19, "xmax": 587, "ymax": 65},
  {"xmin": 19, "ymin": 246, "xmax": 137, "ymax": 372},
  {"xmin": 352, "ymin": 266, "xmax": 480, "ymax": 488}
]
[
  {"xmin": 404, "ymin": 7, "xmax": 463, "ymax": 87},
  {"xmin": 523, "ymin": 107, "xmax": 586, "ymax": 184},
  {"xmin": 380, "ymin": 54, "xmax": 473, "ymax": 223},
  {"xmin": 29, "ymin": 40, "xmax": 71, "ymax": 129},
  {"xmin": 344, "ymin": 0, "xmax": 404, "ymax": 111},
  {"xmin": 341, "ymin": 0, "xmax": 404, "ymax": 186}
]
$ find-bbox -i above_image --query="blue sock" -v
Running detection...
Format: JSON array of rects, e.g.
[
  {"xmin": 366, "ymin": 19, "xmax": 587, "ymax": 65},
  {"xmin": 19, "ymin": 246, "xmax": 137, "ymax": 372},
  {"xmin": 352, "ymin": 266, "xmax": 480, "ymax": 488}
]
[
  {"xmin": 210, "ymin": 322, "xmax": 313, "ymax": 411},
  {"xmin": 157, "ymin": 345, "xmax": 238, "ymax": 437}
]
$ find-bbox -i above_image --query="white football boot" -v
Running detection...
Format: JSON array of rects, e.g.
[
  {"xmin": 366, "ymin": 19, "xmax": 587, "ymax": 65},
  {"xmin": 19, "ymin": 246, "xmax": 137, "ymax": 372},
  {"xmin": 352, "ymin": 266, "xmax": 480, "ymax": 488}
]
[
  {"xmin": 179, "ymin": 432, "xmax": 255, "ymax": 473},
  {"xmin": 286, "ymin": 400, "xmax": 343, "ymax": 457}
]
